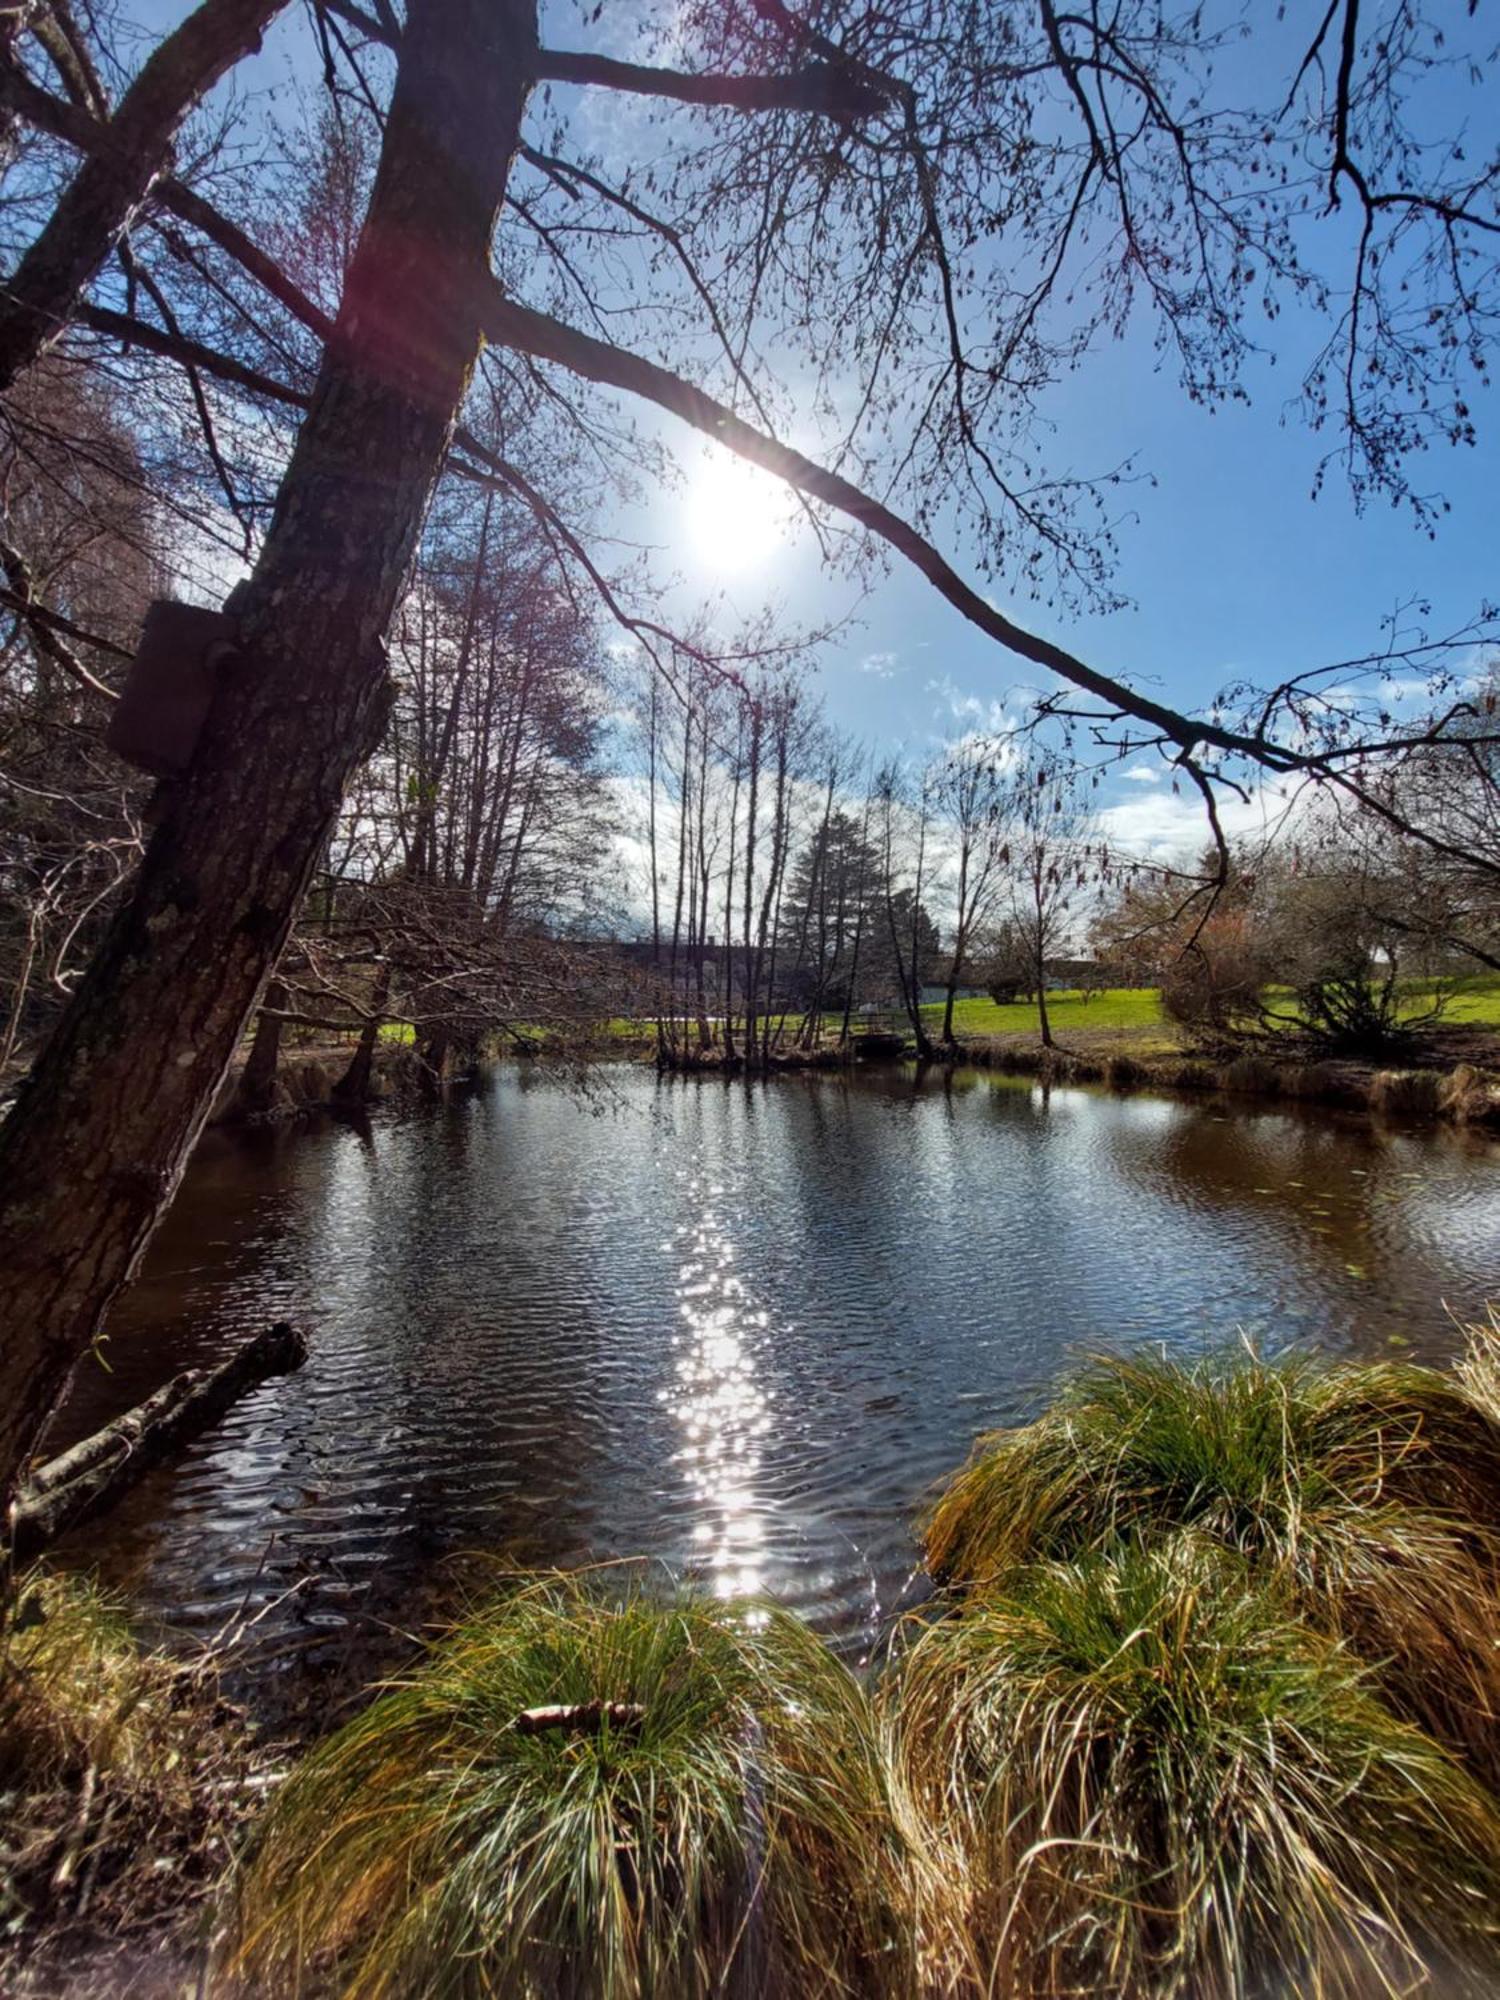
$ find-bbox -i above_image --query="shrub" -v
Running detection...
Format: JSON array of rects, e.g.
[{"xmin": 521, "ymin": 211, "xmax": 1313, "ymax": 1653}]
[
  {"xmin": 1167, "ymin": 1058, "xmax": 1215, "ymax": 1091},
  {"xmin": 889, "ymin": 1538, "xmax": 1500, "ymax": 1999},
  {"xmin": 1440, "ymin": 1064, "xmax": 1500, "ymax": 1124},
  {"xmin": 922, "ymin": 1342, "xmax": 1500, "ymax": 1782},
  {"xmin": 227, "ymin": 1577, "xmax": 913, "ymax": 1999},
  {"xmin": 1157, "ymin": 914, "xmax": 1267, "ymax": 1038},
  {"xmin": 1276, "ymin": 1059, "xmax": 1339, "ymax": 1100},
  {"xmin": 1218, "ymin": 1054, "xmax": 1281, "ymax": 1097}
]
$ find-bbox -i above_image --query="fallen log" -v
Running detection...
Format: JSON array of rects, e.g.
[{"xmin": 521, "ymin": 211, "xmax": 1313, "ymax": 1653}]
[
  {"xmin": 512, "ymin": 1700, "xmax": 647, "ymax": 1737},
  {"xmin": 12, "ymin": 1321, "xmax": 307, "ymax": 1559}
]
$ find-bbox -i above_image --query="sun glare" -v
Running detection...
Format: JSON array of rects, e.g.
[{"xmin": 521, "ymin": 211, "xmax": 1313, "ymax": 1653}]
[{"xmin": 683, "ymin": 447, "xmax": 789, "ymax": 575}]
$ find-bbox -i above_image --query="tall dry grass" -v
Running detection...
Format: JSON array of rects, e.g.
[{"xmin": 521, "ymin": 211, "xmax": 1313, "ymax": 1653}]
[
  {"xmin": 923, "ymin": 1339, "xmax": 1500, "ymax": 1782},
  {"xmin": 1, "ymin": 1568, "xmax": 247, "ymax": 1970}
]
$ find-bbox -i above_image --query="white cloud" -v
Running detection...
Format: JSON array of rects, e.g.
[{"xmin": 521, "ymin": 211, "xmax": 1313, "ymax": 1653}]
[
  {"xmin": 859, "ymin": 650, "xmax": 898, "ymax": 678},
  {"xmin": 1099, "ymin": 775, "xmax": 1304, "ymax": 865},
  {"xmin": 925, "ymin": 674, "xmax": 1018, "ymax": 734},
  {"xmin": 1119, "ymin": 764, "xmax": 1163, "ymax": 785}
]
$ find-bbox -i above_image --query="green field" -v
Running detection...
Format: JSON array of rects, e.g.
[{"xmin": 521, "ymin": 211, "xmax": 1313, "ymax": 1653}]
[
  {"xmin": 921, "ymin": 987, "xmax": 1167, "ymax": 1041},
  {"xmin": 425, "ymin": 973, "xmax": 1500, "ymax": 1057},
  {"xmin": 923, "ymin": 974, "xmax": 1500, "ymax": 1046},
  {"xmin": 1439, "ymin": 975, "xmax": 1500, "ymax": 1026}
]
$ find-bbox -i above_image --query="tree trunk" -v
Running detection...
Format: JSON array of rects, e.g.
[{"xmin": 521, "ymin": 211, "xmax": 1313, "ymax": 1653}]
[
  {"xmin": 12, "ymin": 1321, "xmax": 306, "ymax": 1559},
  {"xmin": 0, "ymin": 0, "xmax": 537, "ymax": 1525},
  {"xmin": 238, "ymin": 977, "xmax": 287, "ymax": 1116},
  {"xmin": 0, "ymin": 0, "xmax": 288, "ymax": 390},
  {"xmin": 333, "ymin": 960, "xmax": 391, "ymax": 1105}
]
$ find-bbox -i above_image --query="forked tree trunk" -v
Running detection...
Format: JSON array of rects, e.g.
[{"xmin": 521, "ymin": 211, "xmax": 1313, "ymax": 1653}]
[{"xmin": 0, "ymin": 0, "xmax": 538, "ymax": 1523}]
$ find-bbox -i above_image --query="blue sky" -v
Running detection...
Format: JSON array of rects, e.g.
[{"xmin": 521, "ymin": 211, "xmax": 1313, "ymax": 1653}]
[
  {"xmin": 673, "ymin": 305, "xmax": 1494, "ymax": 767},
  {"xmin": 128, "ymin": 0, "xmax": 1496, "ymax": 851}
]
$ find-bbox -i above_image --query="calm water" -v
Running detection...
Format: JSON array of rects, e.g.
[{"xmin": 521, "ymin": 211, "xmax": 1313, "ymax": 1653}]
[{"xmin": 54, "ymin": 1065, "xmax": 1500, "ymax": 1676}]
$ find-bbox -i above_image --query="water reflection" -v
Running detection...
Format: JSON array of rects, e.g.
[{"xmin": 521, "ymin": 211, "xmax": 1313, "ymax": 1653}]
[
  {"xmin": 665, "ymin": 1168, "xmax": 771, "ymax": 1599},
  {"xmin": 50, "ymin": 1064, "xmax": 1500, "ymax": 1692}
]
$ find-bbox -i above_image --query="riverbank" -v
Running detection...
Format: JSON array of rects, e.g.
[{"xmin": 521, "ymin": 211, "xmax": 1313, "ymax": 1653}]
[
  {"xmin": 203, "ymin": 1036, "xmax": 427, "ymax": 1127},
  {"xmin": 608, "ymin": 1019, "xmax": 1500, "ymax": 1127},
  {"xmin": 219, "ymin": 1016, "xmax": 1500, "ymax": 1131},
  {"xmin": 192, "ymin": 974, "xmax": 1500, "ymax": 1132},
  {"xmin": 11, "ymin": 1323, "xmax": 1500, "ymax": 1996},
  {"xmin": 951, "ymin": 1020, "xmax": 1500, "ymax": 1125},
  {"xmin": 542, "ymin": 980, "xmax": 1500, "ymax": 1127}
]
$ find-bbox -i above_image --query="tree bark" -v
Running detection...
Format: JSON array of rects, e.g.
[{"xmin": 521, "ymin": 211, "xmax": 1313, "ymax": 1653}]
[
  {"xmin": 12, "ymin": 1321, "xmax": 307, "ymax": 1559},
  {"xmin": 1036, "ymin": 934, "xmax": 1054, "ymax": 1049},
  {"xmin": 0, "ymin": 0, "xmax": 288, "ymax": 389},
  {"xmin": 0, "ymin": 0, "xmax": 537, "ymax": 1524}
]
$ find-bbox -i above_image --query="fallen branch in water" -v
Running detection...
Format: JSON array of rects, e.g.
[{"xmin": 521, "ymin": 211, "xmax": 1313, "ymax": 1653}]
[{"xmin": 11, "ymin": 1321, "xmax": 307, "ymax": 1559}]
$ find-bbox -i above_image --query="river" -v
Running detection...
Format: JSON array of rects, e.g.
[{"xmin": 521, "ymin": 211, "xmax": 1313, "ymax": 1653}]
[{"xmin": 52, "ymin": 1064, "xmax": 1500, "ymax": 1681}]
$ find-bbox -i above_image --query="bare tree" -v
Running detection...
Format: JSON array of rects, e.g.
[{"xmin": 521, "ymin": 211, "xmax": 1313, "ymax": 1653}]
[
  {"xmin": 999, "ymin": 749, "xmax": 1098, "ymax": 1051},
  {"xmin": 931, "ymin": 735, "xmax": 1007, "ymax": 1047}
]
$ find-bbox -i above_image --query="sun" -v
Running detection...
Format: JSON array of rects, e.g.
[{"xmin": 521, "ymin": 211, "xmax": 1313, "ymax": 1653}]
[{"xmin": 682, "ymin": 446, "xmax": 790, "ymax": 575}]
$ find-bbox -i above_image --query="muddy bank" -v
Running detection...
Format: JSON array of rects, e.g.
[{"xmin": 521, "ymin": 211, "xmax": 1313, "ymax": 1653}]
[{"xmin": 611, "ymin": 1020, "xmax": 1500, "ymax": 1128}]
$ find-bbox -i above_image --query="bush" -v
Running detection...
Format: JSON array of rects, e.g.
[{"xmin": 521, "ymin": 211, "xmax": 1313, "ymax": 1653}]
[
  {"xmin": 1441, "ymin": 1064, "xmax": 1500, "ymax": 1123},
  {"xmin": 889, "ymin": 1537, "xmax": 1500, "ymax": 1999},
  {"xmin": 1157, "ymin": 914, "xmax": 1267, "ymax": 1038},
  {"xmin": 1368, "ymin": 1068, "xmax": 1443, "ymax": 1118},
  {"xmin": 1219, "ymin": 1054, "xmax": 1281, "ymax": 1096},
  {"xmin": 227, "ymin": 1577, "xmax": 913, "ymax": 1999}
]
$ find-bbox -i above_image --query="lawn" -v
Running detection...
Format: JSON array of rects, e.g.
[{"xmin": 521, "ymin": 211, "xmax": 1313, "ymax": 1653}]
[
  {"xmin": 1438, "ymin": 974, "xmax": 1500, "ymax": 1027},
  {"xmin": 921, "ymin": 987, "xmax": 1166, "ymax": 1041},
  {"xmin": 925, "ymin": 974, "xmax": 1500, "ymax": 1047},
  {"xmin": 503, "ymin": 972, "xmax": 1500, "ymax": 1057}
]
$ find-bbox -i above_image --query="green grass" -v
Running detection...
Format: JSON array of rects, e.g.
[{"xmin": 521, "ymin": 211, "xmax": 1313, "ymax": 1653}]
[
  {"xmin": 888, "ymin": 1535, "xmax": 1500, "ymax": 1999},
  {"xmin": 920, "ymin": 986, "xmax": 1168, "ymax": 1040},
  {"xmin": 927, "ymin": 974, "xmax": 1500, "ymax": 1045},
  {"xmin": 227, "ymin": 1577, "xmax": 913, "ymax": 1999},
  {"xmin": 1439, "ymin": 974, "xmax": 1500, "ymax": 1026},
  {"xmin": 522, "ymin": 972, "xmax": 1500, "ymax": 1057}
]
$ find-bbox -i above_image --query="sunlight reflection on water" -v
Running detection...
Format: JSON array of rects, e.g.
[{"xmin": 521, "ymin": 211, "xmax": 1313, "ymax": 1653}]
[{"xmin": 664, "ymin": 1168, "xmax": 773, "ymax": 1602}]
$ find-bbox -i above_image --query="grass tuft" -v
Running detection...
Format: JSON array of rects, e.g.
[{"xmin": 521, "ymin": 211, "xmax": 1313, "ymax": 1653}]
[
  {"xmin": 226, "ymin": 1574, "xmax": 913, "ymax": 1998},
  {"xmin": 889, "ymin": 1535, "xmax": 1500, "ymax": 1999},
  {"xmin": 923, "ymin": 1340, "xmax": 1500, "ymax": 1780}
]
